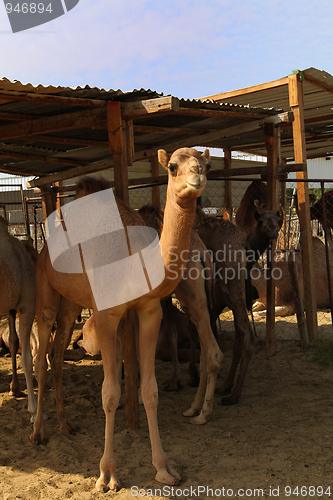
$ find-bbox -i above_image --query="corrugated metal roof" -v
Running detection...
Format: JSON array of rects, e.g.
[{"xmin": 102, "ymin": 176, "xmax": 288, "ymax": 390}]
[
  {"xmin": 201, "ymin": 68, "xmax": 333, "ymax": 160},
  {"xmin": 0, "ymin": 80, "xmax": 284, "ymax": 179}
]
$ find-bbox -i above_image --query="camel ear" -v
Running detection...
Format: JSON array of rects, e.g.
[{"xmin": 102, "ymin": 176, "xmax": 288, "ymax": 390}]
[
  {"xmin": 254, "ymin": 210, "xmax": 260, "ymax": 221},
  {"xmin": 201, "ymin": 149, "xmax": 210, "ymax": 160},
  {"xmin": 253, "ymin": 199, "xmax": 260, "ymax": 207},
  {"xmin": 158, "ymin": 149, "xmax": 169, "ymax": 170}
]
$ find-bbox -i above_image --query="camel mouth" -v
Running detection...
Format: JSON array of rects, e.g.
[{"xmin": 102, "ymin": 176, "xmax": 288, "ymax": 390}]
[{"xmin": 186, "ymin": 179, "xmax": 207, "ymax": 192}]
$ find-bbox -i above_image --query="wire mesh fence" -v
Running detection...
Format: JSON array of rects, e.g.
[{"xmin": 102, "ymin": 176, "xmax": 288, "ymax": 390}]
[{"xmin": 1, "ymin": 174, "xmax": 333, "ymax": 339}]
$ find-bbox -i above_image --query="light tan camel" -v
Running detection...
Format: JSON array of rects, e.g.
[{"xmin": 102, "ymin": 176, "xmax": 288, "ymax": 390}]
[
  {"xmin": 138, "ymin": 205, "xmax": 216, "ymax": 393},
  {"xmin": 195, "ymin": 208, "xmax": 282, "ymax": 405},
  {"xmin": 30, "ymin": 147, "xmax": 218, "ymax": 492},
  {"xmin": 0, "ymin": 219, "xmax": 37, "ymax": 419},
  {"xmin": 253, "ymin": 236, "xmax": 331, "ymax": 317},
  {"xmin": 235, "ymin": 180, "xmax": 268, "ymax": 237}
]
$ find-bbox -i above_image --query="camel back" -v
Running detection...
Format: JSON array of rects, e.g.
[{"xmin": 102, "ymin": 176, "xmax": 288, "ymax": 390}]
[
  {"xmin": 75, "ymin": 175, "xmax": 144, "ymax": 227},
  {"xmin": 138, "ymin": 205, "xmax": 164, "ymax": 235},
  {"xmin": 235, "ymin": 180, "xmax": 268, "ymax": 237}
]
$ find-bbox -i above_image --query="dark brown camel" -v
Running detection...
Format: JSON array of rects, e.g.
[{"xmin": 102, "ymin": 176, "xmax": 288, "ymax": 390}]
[
  {"xmin": 31, "ymin": 148, "xmax": 218, "ymax": 491},
  {"xmin": 235, "ymin": 180, "xmax": 268, "ymax": 237},
  {"xmin": 195, "ymin": 208, "xmax": 282, "ymax": 405}
]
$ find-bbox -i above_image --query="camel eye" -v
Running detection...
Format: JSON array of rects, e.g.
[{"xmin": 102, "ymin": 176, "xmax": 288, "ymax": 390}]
[
  {"xmin": 168, "ymin": 163, "xmax": 177, "ymax": 175},
  {"xmin": 206, "ymin": 162, "xmax": 212, "ymax": 172}
]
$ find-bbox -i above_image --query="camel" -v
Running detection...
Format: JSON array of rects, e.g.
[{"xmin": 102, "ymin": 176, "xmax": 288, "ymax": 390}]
[
  {"xmin": 0, "ymin": 219, "xmax": 37, "ymax": 419},
  {"xmin": 235, "ymin": 180, "xmax": 268, "ymax": 237},
  {"xmin": 194, "ymin": 208, "xmax": 282, "ymax": 405},
  {"xmin": 138, "ymin": 204, "xmax": 215, "ymax": 392},
  {"xmin": 252, "ymin": 236, "xmax": 332, "ymax": 317},
  {"xmin": 30, "ymin": 147, "xmax": 221, "ymax": 492}
]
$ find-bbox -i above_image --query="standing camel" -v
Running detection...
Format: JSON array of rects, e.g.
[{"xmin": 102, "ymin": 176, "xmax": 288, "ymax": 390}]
[
  {"xmin": 195, "ymin": 208, "xmax": 282, "ymax": 405},
  {"xmin": 31, "ymin": 147, "xmax": 221, "ymax": 492},
  {"xmin": 138, "ymin": 204, "xmax": 216, "ymax": 393},
  {"xmin": 0, "ymin": 219, "xmax": 37, "ymax": 419}
]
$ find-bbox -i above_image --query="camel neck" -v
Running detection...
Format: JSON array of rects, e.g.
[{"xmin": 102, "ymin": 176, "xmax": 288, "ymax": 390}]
[
  {"xmin": 158, "ymin": 187, "xmax": 196, "ymax": 295},
  {"xmin": 247, "ymin": 230, "xmax": 270, "ymax": 260}
]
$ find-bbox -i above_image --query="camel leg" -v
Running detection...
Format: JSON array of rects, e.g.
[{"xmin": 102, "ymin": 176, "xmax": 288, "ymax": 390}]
[
  {"xmin": 8, "ymin": 310, "xmax": 24, "ymax": 397},
  {"xmin": 18, "ymin": 306, "xmax": 37, "ymax": 419},
  {"xmin": 30, "ymin": 261, "xmax": 61, "ymax": 445},
  {"xmin": 188, "ymin": 322, "xmax": 199, "ymax": 387},
  {"xmin": 161, "ymin": 297, "xmax": 182, "ymax": 391},
  {"xmin": 221, "ymin": 305, "xmax": 255, "ymax": 406},
  {"xmin": 183, "ymin": 347, "xmax": 207, "ymax": 417},
  {"xmin": 138, "ymin": 300, "xmax": 182, "ymax": 486},
  {"xmin": 50, "ymin": 297, "xmax": 82, "ymax": 434},
  {"xmin": 94, "ymin": 309, "xmax": 122, "ymax": 493}
]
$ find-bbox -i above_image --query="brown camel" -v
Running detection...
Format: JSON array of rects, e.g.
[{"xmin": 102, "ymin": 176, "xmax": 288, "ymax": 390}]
[
  {"xmin": 253, "ymin": 236, "xmax": 331, "ymax": 317},
  {"xmin": 0, "ymin": 218, "xmax": 37, "ymax": 419},
  {"xmin": 30, "ymin": 147, "xmax": 219, "ymax": 492},
  {"xmin": 195, "ymin": 208, "xmax": 282, "ymax": 405},
  {"xmin": 138, "ymin": 204, "xmax": 215, "ymax": 393},
  {"xmin": 235, "ymin": 180, "xmax": 268, "ymax": 237}
]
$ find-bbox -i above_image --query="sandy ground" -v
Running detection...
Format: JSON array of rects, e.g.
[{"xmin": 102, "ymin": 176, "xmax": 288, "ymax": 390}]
[{"xmin": 1, "ymin": 313, "xmax": 333, "ymax": 500}]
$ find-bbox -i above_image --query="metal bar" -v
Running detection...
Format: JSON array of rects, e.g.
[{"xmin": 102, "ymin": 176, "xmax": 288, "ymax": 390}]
[{"xmin": 320, "ymin": 181, "xmax": 333, "ymax": 328}]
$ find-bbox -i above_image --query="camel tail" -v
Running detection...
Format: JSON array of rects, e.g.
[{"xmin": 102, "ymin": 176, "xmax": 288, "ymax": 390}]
[{"xmin": 75, "ymin": 176, "xmax": 111, "ymax": 198}]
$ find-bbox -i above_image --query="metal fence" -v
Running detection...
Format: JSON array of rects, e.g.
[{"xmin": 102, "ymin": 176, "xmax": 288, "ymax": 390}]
[{"xmin": 1, "ymin": 174, "xmax": 333, "ymax": 339}]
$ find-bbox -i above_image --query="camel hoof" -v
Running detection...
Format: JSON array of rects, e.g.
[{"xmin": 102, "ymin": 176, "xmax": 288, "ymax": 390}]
[
  {"xmin": 221, "ymin": 395, "xmax": 239, "ymax": 406},
  {"xmin": 189, "ymin": 414, "xmax": 209, "ymax": 425},
  {"xmin": 183, "ymin": 407, "xmax": 200, "ymax": 417}
]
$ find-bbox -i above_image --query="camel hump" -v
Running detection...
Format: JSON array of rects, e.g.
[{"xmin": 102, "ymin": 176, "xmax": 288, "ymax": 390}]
[{"xmin": 75, "ymin": 176, "xmax": 111, "ymax": 198}]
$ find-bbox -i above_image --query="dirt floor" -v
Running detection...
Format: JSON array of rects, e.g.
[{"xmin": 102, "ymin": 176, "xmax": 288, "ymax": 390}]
[{"xmin": 1, "ymin": 313, "xmax": 333, "ymax": 500}]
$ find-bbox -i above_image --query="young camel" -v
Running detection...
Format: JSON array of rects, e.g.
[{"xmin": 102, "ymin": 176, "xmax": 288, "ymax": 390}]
[
  {"xmin": 138, "ymin": 204, "xmax": 215, "ymax": 392},
  {"xmin": 0, "ymin": 219, "xmax": 37, "ymax": 419},
  {"xmin": 31, "ymin": 147, "xmax": 221, "ymax": 492},
  {"xmin": 195, "ymin": 208, "xmax": 282, "ymax": 405}
]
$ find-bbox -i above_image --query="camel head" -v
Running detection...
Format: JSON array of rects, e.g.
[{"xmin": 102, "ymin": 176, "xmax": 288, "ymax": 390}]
[
  {"xmin": 254, "ymin": 209, "xmax": 283, "ymax": 240},
  {"xmin": 158, "ymin": 147, "xmax": 210, "ymax": 202}
]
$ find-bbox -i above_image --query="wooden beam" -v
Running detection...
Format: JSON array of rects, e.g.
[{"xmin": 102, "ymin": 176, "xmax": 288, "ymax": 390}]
[
  {"xmin": 223, "ymin": 149, "xmax": 232, "ymax": 220},
  {"xmin": 135, "ymin": 112, "xmax": 293, "ymax": 161},
  {"xmin": 150, "ymin": 156, "xmax": 160, "ymax": 208},
  {"xmin": 0, "ymin": 164, "xmax": 42, "ymax": 176},
  {"xmin": 265, "ymin": 122, "xmax": 278, "ymax": 358},
  {"xmin": 174, "ymin": 108, "xmax": 269, "ymax": 120},
  {"xmin": 21, "ymin": 135, "xmax": 109, "ymax": 148},
  {"xmin": 0, "ymin": 107, "xmax": 107, "ymax": 141},
  {"xmin": 0, "ymin": 89, "xmax": 108, "ymax": 107},
  {"xmin": 133, "ymin": 124, "xmax": 209, "ymax": 135},
  {"xmin": 26, "ymin": 156, "xmax": 113, "ymax": 188},
  {"xmin": 288, "ymin": 73, "xmax": 318, "ymax": 343},
  {"xmin": 122, "ymin": 96, "xmax": 179, "ymax": 120},
  {"xmin": 303, "ymin": 73, "xmax": 333, "ymax": 95},
  {"xmin": 40, "ymin": 184, "xmax": 56, "ymax": 222},
  {"xmin": 0, "ymin": 149, "xmax": 88, "ymax": 167},
  {"xmin": 200, "ymin": 76, "xmax": 289, "ymax": 102}
]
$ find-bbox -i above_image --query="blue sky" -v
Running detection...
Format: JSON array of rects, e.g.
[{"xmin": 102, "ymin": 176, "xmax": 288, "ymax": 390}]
[{"xmin": 0, "ymin": 0, "xmax": 332, "ymax": 99}]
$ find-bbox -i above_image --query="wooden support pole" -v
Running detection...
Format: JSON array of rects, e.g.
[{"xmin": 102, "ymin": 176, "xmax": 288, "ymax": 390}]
[
  {"xmin": 107, "ymin": 101, "xmax": 139, "ymax": 429},
  {"xmin": 107, "ymin": 101, "xmax": 129, "ymax": 204},
  {"xmin": 40, "ymin": 184, "xmax": 56, "ymax": 223},
  {"xmin": 150, "ymin": 156, "xmax": 160, "ymax": 208},
  {"xmin": 223, "ymin": 148, "xmax": 232, "ymax": 220},
  {"xmin": 265, "ymin": 122, "xmax": 278, "ymax": 357},
  {"xmin": 288, "ymin": 251, "xmax": 309, "ymax": 347},
  {"xmin": 288, "ymin": 74, "xmax": 318, "ymax": 343}
]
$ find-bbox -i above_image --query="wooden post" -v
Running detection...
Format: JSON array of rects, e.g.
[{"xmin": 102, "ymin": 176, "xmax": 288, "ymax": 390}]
[
  {"xmin": 40, "ymin": 184, "xmax": 56, "ymax": 222},
  {"xmin": 107, "ymin": 101, "xmax": 129, "ymax": 204},
  {"xmin": 265, "ymin": 122, "xmax": 278, "ymax": 357},
  {"xmin": 288, "ymin": 251, "xmax": 309, "ymax": 347},
  {"xmin": 223, "ymin": 148, "xmax": 232, "ymax": 220},
  {"xmin": 107, "ymin": 101, "xmax": 139, "ymax": 429},
  {"xmin": 288, "ymin": 74, "xmax": 318, "ymax": 343},
  {"xmin": 279, "ymin": 170, "xmax": 287, "ymax": 250},
  {"xmin": 150, "ymin": 156, "xmax": 160, "ymax": 208}
]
